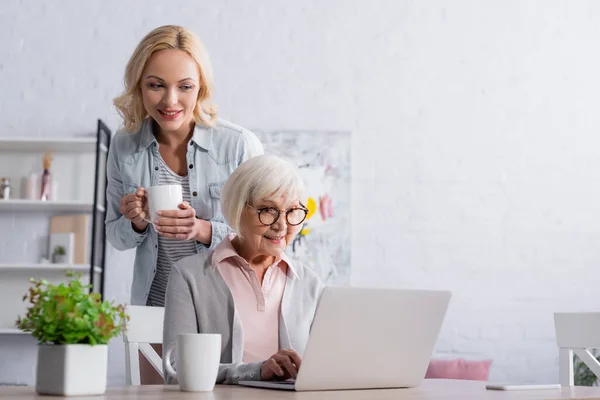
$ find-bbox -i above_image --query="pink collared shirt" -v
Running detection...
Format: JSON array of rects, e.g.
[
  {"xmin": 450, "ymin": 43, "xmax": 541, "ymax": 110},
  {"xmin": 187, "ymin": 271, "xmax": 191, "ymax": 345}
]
[{"xmin": 212, "ymin": 234, "xmax": 298, "ymax": 363}]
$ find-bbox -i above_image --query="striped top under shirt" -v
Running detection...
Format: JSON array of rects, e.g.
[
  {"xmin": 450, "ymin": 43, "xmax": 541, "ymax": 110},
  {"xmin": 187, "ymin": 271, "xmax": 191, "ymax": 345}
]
[{"xmin": 146, "ymin": 156, "xmax": 197, "ymax": 307}]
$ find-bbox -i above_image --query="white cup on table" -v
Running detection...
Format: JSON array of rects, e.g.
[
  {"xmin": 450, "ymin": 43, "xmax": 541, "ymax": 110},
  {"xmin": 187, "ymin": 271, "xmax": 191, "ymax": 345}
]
[{"xmin": 164, "ymin": 333, "xmax": 222, "ymax": 392}]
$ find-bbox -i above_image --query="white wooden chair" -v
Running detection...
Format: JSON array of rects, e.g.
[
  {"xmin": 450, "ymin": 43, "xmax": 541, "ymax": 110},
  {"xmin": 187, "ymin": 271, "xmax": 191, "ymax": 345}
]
[
  {"xmin": 554, "ymin": 312, "xmax": 600, "ymax": 386},
  {"xmin": 122, "ymin": 305, "xmax": 165, "ymax": 385}
]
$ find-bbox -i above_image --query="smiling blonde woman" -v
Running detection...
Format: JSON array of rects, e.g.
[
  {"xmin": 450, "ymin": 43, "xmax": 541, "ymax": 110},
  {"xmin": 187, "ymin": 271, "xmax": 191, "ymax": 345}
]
[{"xmin": 105, "ymin": 25, "xmax": 263, "ymax": 383}]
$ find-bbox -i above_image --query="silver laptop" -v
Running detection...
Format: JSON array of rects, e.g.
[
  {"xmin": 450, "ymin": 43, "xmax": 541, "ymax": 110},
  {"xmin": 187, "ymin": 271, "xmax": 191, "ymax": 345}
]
[{"xmin": 239, "ymin": 286, "xmax": 451, "ymax": 391}]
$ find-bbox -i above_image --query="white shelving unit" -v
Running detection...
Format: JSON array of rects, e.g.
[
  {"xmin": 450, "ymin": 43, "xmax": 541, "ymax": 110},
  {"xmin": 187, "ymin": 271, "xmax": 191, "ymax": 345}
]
[
  {"xmin": 0, "ymin": 200, "xmax": 104, "ymax": 213},
  {"xmin": 0, "ymin": 120, "xmax": 111, "ymax": 334}
]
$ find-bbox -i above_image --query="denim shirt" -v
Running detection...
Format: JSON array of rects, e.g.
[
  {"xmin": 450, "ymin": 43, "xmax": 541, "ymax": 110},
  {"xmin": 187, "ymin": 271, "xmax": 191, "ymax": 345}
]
[{"xmin": 105, "ymin": 118, "xmax": 264, "ymax": 305}]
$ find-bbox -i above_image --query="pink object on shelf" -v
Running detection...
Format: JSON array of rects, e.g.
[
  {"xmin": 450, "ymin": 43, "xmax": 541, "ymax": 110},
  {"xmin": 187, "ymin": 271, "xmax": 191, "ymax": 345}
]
[
  {"xmin": 425, "ymin": 359, "xmax": 493, "ymax": 381},
  {"xmin": 40, "ymin": 169, "xmax": 52, "ymax": 201}
]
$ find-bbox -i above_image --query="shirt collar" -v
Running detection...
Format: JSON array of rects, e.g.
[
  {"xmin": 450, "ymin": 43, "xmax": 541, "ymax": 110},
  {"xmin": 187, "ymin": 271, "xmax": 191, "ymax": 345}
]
[
  {"xmin": 211, "ymin": 234, "xmax": 299, "ymax": 280},
  {"xmin": 138, "ymin": 118, "xmax": 213, "ymax": 151}
]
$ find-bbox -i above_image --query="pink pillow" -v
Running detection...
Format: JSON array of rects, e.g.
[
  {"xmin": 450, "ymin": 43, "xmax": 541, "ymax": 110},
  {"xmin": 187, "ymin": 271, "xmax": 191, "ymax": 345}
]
[{"xmin": 425, "ymin": 359, "xmax": 493, "ymax": 381}]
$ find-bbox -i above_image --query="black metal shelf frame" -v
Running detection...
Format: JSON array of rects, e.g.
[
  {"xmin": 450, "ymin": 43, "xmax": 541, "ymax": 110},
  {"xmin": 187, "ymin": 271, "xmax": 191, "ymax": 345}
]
[{"xmin": 90, "ymin": 119, "xmax": 111, "ymax": 299}]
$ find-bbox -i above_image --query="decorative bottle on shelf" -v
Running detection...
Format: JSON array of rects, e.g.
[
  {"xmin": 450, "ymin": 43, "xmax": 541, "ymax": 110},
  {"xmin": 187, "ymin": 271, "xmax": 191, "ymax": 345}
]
[
  {"xmin": 40, "ymin": 152, "xmax": 53, "ymax": 201},
  {"xmin": 0, "ymin": 177, "xmax": 11, "ymax": 200}
]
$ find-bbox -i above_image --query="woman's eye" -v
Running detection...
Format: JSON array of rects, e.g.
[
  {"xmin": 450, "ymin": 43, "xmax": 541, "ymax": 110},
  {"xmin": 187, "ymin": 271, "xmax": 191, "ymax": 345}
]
[
  {"xmin": 148, "ymin": 83, "xmax": 163, "ymax": 89},
  {"xmin": 180, "ymin": 85, "xmax": 193, "ymax": 91}
]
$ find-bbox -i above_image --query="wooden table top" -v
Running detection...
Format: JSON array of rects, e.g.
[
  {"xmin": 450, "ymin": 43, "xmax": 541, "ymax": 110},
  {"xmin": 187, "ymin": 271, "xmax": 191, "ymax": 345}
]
[{"xmin": 2, "ymin": 379, "xmax": 600, "ymax": 399}]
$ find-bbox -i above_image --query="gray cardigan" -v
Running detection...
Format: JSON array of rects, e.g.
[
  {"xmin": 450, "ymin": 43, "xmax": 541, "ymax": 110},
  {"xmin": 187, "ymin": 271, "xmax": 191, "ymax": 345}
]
[{"xmin": 162, "ymin": 249, "xmax": 325, "ymax": 384}]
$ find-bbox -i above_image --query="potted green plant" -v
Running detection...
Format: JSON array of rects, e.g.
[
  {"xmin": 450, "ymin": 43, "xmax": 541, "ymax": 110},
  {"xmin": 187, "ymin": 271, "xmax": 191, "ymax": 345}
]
[
  {"xmin": 15, "ymin": 271, "xmax": 128, "ymax": 396},
  {"xmin": 52, "ymin": 245, "xmax": 66, "ymax": 264}
]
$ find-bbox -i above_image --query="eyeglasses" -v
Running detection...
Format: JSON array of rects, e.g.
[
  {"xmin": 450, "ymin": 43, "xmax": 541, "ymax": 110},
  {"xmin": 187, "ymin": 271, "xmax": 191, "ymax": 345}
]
[{"xmin": 246, "ymin": 204, "xmax": 309, "ymax": 226}]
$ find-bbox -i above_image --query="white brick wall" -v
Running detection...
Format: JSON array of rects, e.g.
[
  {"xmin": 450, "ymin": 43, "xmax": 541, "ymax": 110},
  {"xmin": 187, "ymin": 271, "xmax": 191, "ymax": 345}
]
[{"xmin": 1, "ymin": 0, "xmax": 600, "ymax": 386}]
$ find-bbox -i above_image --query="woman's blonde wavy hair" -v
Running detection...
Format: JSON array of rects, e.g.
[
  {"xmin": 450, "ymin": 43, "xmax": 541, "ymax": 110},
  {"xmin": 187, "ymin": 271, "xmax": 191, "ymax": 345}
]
[{"xmin": 113, "ymin": 25, "xmax": 217, "ymax": 133}]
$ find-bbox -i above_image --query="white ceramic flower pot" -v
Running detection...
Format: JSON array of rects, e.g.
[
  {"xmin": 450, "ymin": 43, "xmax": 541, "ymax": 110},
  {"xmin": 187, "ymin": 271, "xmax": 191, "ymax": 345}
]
[
  {"xmin": 36, "ymin": 344, "xmax": 108, "ymax": 396},
  {"xmin": 52, "ymin": 254, "xmax": 66, "ymax": 264}
]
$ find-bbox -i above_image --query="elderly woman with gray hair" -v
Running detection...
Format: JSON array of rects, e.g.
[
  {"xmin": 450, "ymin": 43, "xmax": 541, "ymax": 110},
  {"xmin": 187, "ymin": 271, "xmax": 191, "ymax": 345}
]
[{"xmin": 163, "ymin": 154, "xmax": 325, "ymax": 384}]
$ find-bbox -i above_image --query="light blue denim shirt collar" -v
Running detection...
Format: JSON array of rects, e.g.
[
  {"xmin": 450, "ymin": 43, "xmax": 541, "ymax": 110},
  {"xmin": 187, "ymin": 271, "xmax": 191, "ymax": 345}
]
[{"xmin": 137, "ymin": 118, "xmax": 213, "ymax": 152}]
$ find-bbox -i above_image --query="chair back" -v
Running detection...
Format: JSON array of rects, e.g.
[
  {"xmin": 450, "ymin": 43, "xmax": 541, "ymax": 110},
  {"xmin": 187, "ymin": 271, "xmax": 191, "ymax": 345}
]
[{"xmin": 123, "ymin": 305, "xmax": 165, "ymax": 385}]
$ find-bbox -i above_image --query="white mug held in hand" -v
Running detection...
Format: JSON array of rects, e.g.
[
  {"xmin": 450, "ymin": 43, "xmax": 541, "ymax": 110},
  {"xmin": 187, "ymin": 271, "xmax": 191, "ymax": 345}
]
[
  {"xmin": 144, "ymin": 184, "xmax": 183, "ymax": 224},
  {"xmin": 164, "ymin": 333, "xmax": 222, "ymax": 392}
]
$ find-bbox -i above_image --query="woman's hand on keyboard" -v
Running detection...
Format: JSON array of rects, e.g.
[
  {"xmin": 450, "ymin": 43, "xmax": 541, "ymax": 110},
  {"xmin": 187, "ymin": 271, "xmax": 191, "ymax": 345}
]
[{"xmin": 260, "ymin": 349, "xmax": 302, "ymax": 381}]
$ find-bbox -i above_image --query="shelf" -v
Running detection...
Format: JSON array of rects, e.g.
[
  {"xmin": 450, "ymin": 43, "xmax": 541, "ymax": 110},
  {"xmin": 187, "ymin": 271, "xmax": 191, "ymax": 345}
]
[
  {"xmin": 0, "ymin": 121, "xmax": 110, "ymax": 303},
  {"xmin": 0, "ymin": 264, "xmax": 102, "ymax": 274},
  {"xmin": 0, "ymin": 329, "xmax": 28, "ymax": 335},
  {"xmin": 0, "ymin": 200, "xmax": 105, "ymax": 213},
  {"xmin": 0, "ymin": 137, "xmax": 108, "ymax": 153}
]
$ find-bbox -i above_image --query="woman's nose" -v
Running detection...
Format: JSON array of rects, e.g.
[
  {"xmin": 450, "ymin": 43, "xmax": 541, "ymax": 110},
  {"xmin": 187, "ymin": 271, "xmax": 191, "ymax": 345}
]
[
  {"xmin": 162, "ymin": 89, "xmax": 177, "ymax": 106},
  {"xmin": 272, "ymin": 214, "xmax": 287, "ymax": 230}
]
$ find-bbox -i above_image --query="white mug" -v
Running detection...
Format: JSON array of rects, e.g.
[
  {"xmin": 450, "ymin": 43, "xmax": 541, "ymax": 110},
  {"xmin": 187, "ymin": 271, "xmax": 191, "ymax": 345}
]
[
  {"xmin": 164, "ymin": 333, "xmax": 222, "ymax": 392},
  {"xmin": 144, "ymin": 184, "xmax": 183, "ymax": 224}
]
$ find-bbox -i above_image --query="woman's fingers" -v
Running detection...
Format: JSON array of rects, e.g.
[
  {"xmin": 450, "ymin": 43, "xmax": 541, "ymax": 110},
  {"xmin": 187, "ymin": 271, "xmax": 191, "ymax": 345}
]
[
  {"xmin": 157, "ymin": 208, "xmax": 195, "ymax": 219},
  {"xmin": 121, "ymin": 191, "xmax": 143, "ymax": 206},
  {"xmin": 260, "ymin": 349, "xmax": 303, "ymax": 381},
  {"xmin": 125, "ymin": 208, "xmax": 140, "ymax": 220},
  {"xmin": 261, "ymin": 358, "xmax": 284, "ymax": 380},
  {"xmin": 125, "ymin": 206, "xmax": 141, "ymax": 219},
  {"xmin": 155, "ymin": 217, "xmax": 195, "ymax": 227},
  {"xmin": 272, "ymin": 354, "xmax": 298, "ymax": 379},
  {"xmin": 156, "ymin": 227, "xmax": 191, "ymax": 239},
  {"xmin": 125, "ymin": 200, "xmax": 143, "ymax": 216},
  {"xmin": 120, "ymin": 194, "xmax": 133, "ymax": 210},
  {"xmin": 156, "ymin": 225, "xmax": 193, "ymax": 234},
  {"xmin": 121, "ymin": 193, "xmax": 145, "ymax": 211},
  {"xmin": 120, "ymin": 190, "xmax": 148, "ymax": 223},
  {"xmin": 267, "ymin": 358, "xmax": 285, "ymax": 377},
  {"xmin": 280, "ymin": 349, "xmax": 302, "ymax": 370}
]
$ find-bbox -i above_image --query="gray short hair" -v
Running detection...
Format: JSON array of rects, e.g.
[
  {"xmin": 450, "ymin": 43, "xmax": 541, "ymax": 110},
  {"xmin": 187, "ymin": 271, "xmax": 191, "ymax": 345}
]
[{"xmin": 221, "ymin": 155, "xmax": 306, "ymax": 236}]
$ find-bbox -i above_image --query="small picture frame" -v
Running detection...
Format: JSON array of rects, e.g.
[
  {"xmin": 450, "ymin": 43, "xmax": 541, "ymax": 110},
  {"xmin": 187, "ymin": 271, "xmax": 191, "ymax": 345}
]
[{"xmin": 48, "ymin": 232, "xmax": 75, "ymax": 264}]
